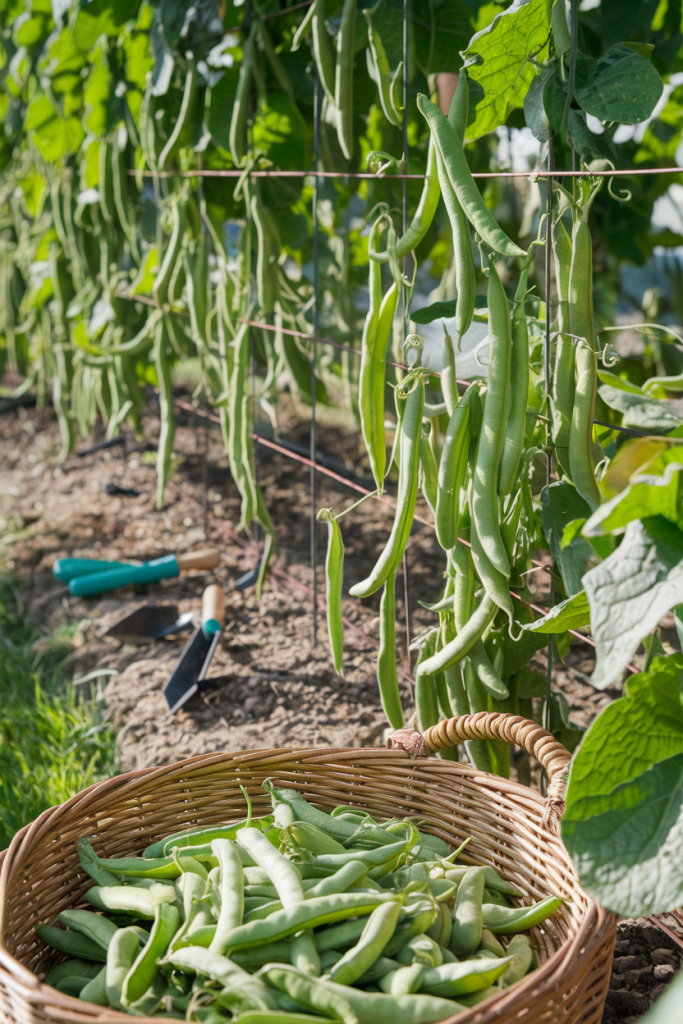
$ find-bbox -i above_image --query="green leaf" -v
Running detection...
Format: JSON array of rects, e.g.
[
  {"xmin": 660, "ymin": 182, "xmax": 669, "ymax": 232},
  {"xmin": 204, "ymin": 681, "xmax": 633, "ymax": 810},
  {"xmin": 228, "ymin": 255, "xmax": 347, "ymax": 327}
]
[
  {"xmin": 72, "ymin": 0, "xmax": 142, "ymax": 53},
  {"xmin": 574, "ymin": 44, "xmax": 664, "ymax": 126},
  {"xmin": 562, "ymin": 655, "xmax": 683, "ymax": 917},
  {"xmin": 521, "ymin": 590, "xmax": 590, "ymax": 634},
  {"xmin": 410, "ymin": 296, "xmax": 488, "ymax": 324},
  {"xmin": 639, "ymin": 971, "xmax": 683, "ymax": 1024},
  {"xmin": 597, "ymin": 370, "xmax": 647, "ymax": 396},
  {"xmin": 582, "ymin": 519, "xmax": 683, "ymax": 689},
  {"xmin": 523, "ymin": 65, "xmax": 551, "ymax": 143},
  {"xmin": 461, "ymin": 0, "xmax": 550, "ymax": 142},
  {"xmin": 583, "ymin": 451, "xmax": 683, "ymax": 536},
  {"xmin": 598, "ymin": 384, "xmax": 683, "ymax": 434},
  {"xmin": 414, "ymin": 0, "xmax": 474, "ymax": 75},
  {"xmin": 252, "ymin": 93, "xmax": 306, "ymax": 172},
  {"xmin": 25, "ymin": 94, "xmax": 85, "ymax": 161},
  {"xmin": 541, "ymin": 481, "xmax": 593, "ymax": 596},
  {"xmin": 84, "ymin": 46, "xmax": 120, "ymax": 137}
]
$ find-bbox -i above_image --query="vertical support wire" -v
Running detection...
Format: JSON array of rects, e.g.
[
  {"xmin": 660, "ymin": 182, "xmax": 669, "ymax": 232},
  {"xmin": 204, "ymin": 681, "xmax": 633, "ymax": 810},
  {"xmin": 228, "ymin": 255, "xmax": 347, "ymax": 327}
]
[
  {"xmin": 544, "ymin": 139, "xmax": 554, "ymax": 735},
  {"xmin": 401, "ymin": 0, "xmax": 411, "ymax": 669},
  {"xmin": 569, "ymin": 0, "xmax": 578, "ymax": 173},
  {"xmin": 310, "ymin": 73, "xmax": 321, "ymax": 645}
]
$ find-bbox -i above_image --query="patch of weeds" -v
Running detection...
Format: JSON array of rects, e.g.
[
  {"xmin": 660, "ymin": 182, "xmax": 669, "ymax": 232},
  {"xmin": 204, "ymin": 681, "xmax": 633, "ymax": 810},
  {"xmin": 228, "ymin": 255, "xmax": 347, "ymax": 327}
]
[{"xmin": 0, "ymin": 575, "xmax": 115, "ymax": 849}]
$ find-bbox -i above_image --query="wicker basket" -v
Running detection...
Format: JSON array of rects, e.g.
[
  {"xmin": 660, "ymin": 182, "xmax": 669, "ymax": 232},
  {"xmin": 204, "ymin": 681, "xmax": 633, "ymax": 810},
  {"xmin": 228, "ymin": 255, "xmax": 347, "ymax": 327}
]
[{"xmin": 0, "ymin": 712, "xmax": 616, "ymax": 1024}]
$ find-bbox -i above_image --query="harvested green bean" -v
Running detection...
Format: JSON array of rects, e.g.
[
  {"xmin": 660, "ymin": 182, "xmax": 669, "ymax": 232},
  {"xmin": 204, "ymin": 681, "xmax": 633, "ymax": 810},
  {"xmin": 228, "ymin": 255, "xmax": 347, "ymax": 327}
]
[
  {"xmin": 450, "ymin": 866, "xmax": 485, "ymax": 958},
  {"xmin": 482, "ymin": 895, "xmax": 564, "ymax": 934}
]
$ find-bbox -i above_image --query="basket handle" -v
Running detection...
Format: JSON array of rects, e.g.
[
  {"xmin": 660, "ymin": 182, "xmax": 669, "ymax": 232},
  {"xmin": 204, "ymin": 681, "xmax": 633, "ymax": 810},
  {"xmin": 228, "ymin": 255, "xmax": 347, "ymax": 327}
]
[{"xmin": 388, "ymin": 711, "xmax": 572, "ymax": 818}]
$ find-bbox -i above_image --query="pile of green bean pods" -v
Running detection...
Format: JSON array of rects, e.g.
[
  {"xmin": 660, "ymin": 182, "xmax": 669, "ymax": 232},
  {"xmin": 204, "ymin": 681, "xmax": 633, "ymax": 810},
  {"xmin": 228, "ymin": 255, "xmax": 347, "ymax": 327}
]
[
  {"xmin": 39, "ymin": 785, "xmax": 562, "ymax": 1022},
  {"xmin": 320, "ymin": 75, "xmax": 606, "ymax": 773}
]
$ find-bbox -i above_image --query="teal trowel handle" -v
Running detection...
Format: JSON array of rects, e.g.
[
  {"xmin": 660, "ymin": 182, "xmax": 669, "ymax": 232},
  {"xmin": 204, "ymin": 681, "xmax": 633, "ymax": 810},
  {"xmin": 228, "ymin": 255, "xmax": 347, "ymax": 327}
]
[
  {"xmin": 69, "ymin": 555, "xmax": 180, "ymax": 596},
  {"xmin": 67, "ymin": 548, "xmax": 220, "ymax": 598},
  {"xmin": 53, "ymin": 558, "xmax": 133, "ymax": 584}
]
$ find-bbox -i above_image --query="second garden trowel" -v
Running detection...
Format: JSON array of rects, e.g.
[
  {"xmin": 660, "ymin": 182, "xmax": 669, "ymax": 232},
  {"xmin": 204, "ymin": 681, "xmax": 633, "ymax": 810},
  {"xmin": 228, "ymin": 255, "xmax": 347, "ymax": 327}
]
[
  {"xmin": 105, "ymin": 604, "xmax": 195, "ymax": 644},
  {"xmin": 164, "ymin": 584, "xmax": 226, "ymax": 714}
]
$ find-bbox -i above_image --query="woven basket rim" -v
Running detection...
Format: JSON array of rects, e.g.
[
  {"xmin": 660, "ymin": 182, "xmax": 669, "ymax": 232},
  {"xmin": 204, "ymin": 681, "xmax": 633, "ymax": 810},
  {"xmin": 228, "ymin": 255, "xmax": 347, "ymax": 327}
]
[{"xmin": 0, "ymin": 717, "xmax": 615, "ymax": 1024}]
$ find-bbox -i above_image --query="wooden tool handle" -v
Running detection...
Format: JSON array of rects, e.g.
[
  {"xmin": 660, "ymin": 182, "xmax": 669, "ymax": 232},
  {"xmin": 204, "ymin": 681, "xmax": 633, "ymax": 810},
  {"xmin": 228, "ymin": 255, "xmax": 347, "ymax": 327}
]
[
  {"xmin": 202, "ymin": 584, "xmax": 226, "ymax": 629},
  {"xmin": 176, "ymin": 548, "xmax": 220, "ymax": 571}
]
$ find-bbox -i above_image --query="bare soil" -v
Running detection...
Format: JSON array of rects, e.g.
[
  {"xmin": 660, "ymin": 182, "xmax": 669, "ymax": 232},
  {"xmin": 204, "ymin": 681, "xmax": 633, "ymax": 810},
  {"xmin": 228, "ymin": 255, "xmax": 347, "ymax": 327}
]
[{"xmin": 1, "ymin": 400, "xmax": 681, "ymax": 1016}]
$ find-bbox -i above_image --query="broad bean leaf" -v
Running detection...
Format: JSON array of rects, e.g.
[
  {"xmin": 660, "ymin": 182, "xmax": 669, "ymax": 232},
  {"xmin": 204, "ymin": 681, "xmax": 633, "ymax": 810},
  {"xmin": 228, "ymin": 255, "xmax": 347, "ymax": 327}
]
[
  {"xmin": 542, "ymin": 481, "xmax": 593, "ymax": 596},
  {"xmin": 583, "ymin": 454, "xmax": 683, "ymax": 537},
  {"xmin": 521, "ymin": 590, "xmax": 590, "ymax": 634},
  {"xmin": 562, "ymin": 655, "xmax": 683, "ymax": 917},
  {"xmin": 574, "ymin": 44, "xmax": 663, "ymax": 125},
  {"xmin": 598, "ymin": 384, "xmax": 683, "ymax": 434},
  {"xmin": 461, "ymin": 0, "xmax": 549, "ymax": 142},
  {"xmin": 582, "ymin": 517, "xmax": 683, "ymax": 689}
]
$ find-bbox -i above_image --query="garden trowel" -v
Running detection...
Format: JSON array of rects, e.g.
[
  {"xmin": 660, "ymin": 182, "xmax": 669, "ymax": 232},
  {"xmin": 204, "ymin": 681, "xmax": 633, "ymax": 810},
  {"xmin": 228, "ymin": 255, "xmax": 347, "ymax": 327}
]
[
  {"xmin": 104, "ymin": 604, "xmax": 195, "ymax": 644},
  {"xmin": 66, "ymin": 548, "xmax": 221, "ymax": 597},
  {"xmin": 164, "ymin": 584, "xmax": 225, "ymax": 714}
]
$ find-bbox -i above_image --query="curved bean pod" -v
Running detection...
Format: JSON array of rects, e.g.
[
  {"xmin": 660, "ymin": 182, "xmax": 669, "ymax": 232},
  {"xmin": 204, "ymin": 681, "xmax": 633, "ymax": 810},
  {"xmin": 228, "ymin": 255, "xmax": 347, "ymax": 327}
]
[
  {"xmin": 498, "ymin": 265, "xmax": 530, "ymax": 496},
  {"xmin": 317, "ymin": 508, "xmax": 345, "ymax": 675},
  {"xmin": 435, "ymin": 383, "xmax": 475, "ymax": 551},
  {"xmin": 311, "ymin": 0, "xmax": 336, "ymax": 103},
  {"xmin": 350, "ymin": 374, "xmax": 424, "ymax": 598},
  {"xmin": 334, "ymin": 0, "xmax": 356, "ymax": 160},
  {"xmin": 435, "ymin": 149, "xmax": 476, "ymax": 340},
  {"xmin": 417, "ymin": 94, "xmax": 526, "ymax": 258},
  {"xmin": 472, "ymin": 261, "xmax": 511, "ymax": 576},
  {"xmin": 377, "ymin": 570, "xmax": 404, "ymax": 730},
  {"xmin": 158, "ymin": 61, "xmax": 197, "ymax": 170},
  {"xmin": 569, "ymin": 340, "xmax": 602, "ymax": 510},
  {"xmin": 551, "ymin": 216, "xmax": 575, "ymax": 479},
  {"xmin": 416, "ymin": 593, "xmax": 496, "ymax": 678}
]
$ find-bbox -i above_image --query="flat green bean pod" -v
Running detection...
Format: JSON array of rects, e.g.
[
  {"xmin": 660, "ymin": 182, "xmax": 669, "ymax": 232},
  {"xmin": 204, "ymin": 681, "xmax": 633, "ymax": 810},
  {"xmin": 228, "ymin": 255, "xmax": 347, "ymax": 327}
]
[
  {"xmin": 482, "ymin": 895, "xmax": 564, "ymax": 934},
  {"xmin": 350, "ymin": 373, "xmax": 424, "ymax": 598},
  {"xmin": 377, "ymin": 570, "xmax": 404, "ymax": 730},
  {"xmin": 417, "ymin": 95, "xmax": 526, "ymax": 258},
  {"xmin": 317, "ymin": 509, "xmax": 345, "ymax": 676}
]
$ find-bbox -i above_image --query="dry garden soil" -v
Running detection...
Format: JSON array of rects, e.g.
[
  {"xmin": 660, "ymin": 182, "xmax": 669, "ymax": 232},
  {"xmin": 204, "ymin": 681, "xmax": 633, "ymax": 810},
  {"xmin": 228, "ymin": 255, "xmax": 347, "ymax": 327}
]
[{"xmin": 1, "ymin": 398, "xmax": 681, "ymax": 1020}]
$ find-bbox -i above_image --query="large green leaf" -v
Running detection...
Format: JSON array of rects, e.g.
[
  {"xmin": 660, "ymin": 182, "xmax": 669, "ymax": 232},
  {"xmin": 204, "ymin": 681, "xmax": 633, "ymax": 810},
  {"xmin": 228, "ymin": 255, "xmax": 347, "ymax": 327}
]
[
  {"xmin": 583, "ymin": 517, "xmax": 683, "ymax": 689},
  {"xmin": 25, "ymin": 93, "xmax": 85, "ymax": 160},
  {"xmin": 562, "ymin": 655, "xmax": 683, "ymax": 917},
  {"xmin": 583, "ymin": 450, "xmax": 683, "ymax": 536},
  {"xmin": 574, "ymin": 44, "xmax": 664, "ymax": 125},
  {"xmin": 598, "ymin": 384, "xmax": 683, "ymax": 434},
  {"xmin": 461, "ymin": 0, "xmax": 549, "ymax": 142},
  {"xmin": 541, "ymin": 481, "xmax": 593, "ymax": 596},
  {"xmin": 72, "ymin": 0, "xmax": 143, "ymax": 53},
  {"xmin": 521, "ymin": 590, "xmax": 590, "ymax": 634},
  {"xmin": 252, "ymin": 93, "xmax": 306, "ymax": 171}
]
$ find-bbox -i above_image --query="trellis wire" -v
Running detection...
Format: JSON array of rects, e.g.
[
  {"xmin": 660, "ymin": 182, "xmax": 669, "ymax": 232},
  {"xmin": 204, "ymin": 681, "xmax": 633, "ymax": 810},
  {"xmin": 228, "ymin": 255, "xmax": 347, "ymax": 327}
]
[
  {"xmin": 310, "ymin": 73, "xmax": 321, "ymax": 645},
  {"xmin": 401, "ymin": 0, "xmax": 411, "ymax": 669},
  {"xmin": 174, "ymin": 396, "xmax": 638, "ymax": 674},
  {"xmin": 544, "ymin": 141, "xmax": 554, "ymax": 735},
  {"xmin": 129, "ymin": 166, "xmax": 683, "ymax": 179}
]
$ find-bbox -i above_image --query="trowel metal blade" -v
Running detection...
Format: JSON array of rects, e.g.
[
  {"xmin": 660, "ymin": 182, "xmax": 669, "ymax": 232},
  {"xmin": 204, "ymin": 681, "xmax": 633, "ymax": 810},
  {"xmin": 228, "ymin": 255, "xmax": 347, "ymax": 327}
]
[
  {"xmin": 105, "ymin": 605, "xmax": 195, "ymax": 643},
  {"xmin": 163, "ymin": 627, "xmax": 221, "ymax": 715}
]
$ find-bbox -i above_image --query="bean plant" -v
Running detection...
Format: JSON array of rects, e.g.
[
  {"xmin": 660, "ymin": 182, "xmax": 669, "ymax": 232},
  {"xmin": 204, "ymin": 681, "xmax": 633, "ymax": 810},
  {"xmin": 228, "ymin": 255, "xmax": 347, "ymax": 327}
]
[{"xmin": 2, "ymin": 2, "xmax": 683, "ymax": 781}]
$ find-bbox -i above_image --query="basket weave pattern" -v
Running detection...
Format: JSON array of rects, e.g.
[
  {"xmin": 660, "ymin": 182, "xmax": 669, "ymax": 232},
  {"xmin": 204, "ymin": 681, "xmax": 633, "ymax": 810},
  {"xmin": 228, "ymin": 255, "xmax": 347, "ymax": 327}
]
[{"xmin": 0, "ymin": 713, "xmax": 615, "ymax": 1024}]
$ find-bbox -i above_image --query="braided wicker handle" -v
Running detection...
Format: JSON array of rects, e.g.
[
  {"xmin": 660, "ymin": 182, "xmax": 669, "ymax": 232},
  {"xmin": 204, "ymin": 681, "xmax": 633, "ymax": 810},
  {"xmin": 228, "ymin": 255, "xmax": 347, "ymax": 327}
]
[{"xmin": 389, "ymin": 711, "xmax": 572, "ymax": 812}]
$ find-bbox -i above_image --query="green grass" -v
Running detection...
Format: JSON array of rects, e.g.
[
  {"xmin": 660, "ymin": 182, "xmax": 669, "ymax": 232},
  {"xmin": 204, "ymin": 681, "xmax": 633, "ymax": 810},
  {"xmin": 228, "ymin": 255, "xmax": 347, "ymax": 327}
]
[{"xmin": 0, "ymin": 576, "xmax": 116, "ymax": 849}]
